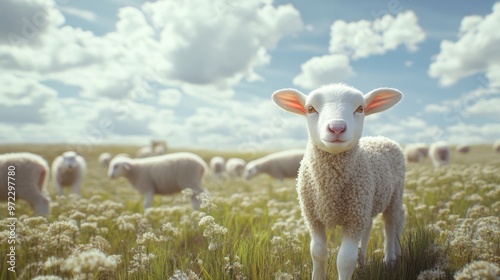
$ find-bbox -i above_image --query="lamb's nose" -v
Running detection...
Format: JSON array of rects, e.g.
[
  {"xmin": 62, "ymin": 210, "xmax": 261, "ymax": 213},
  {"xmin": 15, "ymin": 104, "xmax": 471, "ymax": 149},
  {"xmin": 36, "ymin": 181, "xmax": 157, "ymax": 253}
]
[{"xmin": 328, "ymin": 120, "xmax": 346, "ymax": 135}]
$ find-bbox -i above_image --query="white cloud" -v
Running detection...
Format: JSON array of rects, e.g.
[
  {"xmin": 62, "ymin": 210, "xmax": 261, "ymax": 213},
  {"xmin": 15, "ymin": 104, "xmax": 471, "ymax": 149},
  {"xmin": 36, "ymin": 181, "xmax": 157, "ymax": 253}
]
[
  {"xmin": 59, "ymin": 6, "xmax": 97, "ymax": 22},
  {"xmin": 294, "ymin": 11, "xmax": 425, "ymax": 90},
  {"xmin": 429, "ymin": 3, "xmax": 500, "ymax": 87},
  {"xmin": 293, "ymin": 54, "xmax": 354, "ymax": 90},
  {"xmin": 424, "ymin": 104, "xmax": 449, "ymax": 114},
  {"xmin": 329, "ymin": 11, "xmax": 425, "ymax": 60}
]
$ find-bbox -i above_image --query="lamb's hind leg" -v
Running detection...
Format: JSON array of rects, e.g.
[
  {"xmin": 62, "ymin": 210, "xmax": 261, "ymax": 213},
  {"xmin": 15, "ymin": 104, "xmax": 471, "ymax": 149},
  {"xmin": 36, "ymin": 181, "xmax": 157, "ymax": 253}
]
[
  {"xmin": 359, "ymin": 219, "xmax": 373, "ymax": 264},
  {"xmin": 310, "ymin": 224, "xmax": 327, "ymax": 280},
  {"xmin": 382, "ymin": 193, "xmax": 405, "ymax": 266}
]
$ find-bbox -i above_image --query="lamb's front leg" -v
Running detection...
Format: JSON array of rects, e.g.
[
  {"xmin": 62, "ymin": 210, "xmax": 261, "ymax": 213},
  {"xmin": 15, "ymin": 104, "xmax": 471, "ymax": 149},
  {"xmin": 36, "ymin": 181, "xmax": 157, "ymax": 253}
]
[
  {"xmin": 337, "ymin": 232, "xmax": 360, "ymax": 280},
  {"xmin": 143, "ymin": 191, "xmax": 154, "ymax": 209},
  {"xmin": 310, "ymin": 224, "xmax": 327, "ymax": 280},
  {"xmin": 71, "ymin": 181, "xmax": 82, "ymax": 196}
]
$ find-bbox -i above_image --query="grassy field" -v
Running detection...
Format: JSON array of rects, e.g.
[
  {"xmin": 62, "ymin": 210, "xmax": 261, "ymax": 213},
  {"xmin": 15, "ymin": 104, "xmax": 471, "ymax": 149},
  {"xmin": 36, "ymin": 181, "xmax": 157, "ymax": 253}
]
[{"xmin": 1, "ymin": 144, "xmax": 499, "ymax": 280}]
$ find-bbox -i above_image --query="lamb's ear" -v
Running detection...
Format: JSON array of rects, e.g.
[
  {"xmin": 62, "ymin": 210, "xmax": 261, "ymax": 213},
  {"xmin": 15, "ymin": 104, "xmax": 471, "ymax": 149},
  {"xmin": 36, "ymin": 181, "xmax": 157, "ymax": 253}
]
[
  {"xmin": 272, "ymin": 89, "xmax": 307, "ymax": 116},
  {"xmin": 364, "ymin": 88, "xmax": 403, "ymax": 116},
  {"xmin": 123, "ymin": 163, "xmax": 131, "ymax": 171}
]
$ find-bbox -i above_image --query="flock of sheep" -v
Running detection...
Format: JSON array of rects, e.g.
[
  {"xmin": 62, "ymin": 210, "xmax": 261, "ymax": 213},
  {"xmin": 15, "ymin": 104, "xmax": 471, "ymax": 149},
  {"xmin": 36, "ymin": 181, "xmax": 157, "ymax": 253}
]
[{"xmin": 2, "ymin": 83, "xmax": 500, "ymax": 280}]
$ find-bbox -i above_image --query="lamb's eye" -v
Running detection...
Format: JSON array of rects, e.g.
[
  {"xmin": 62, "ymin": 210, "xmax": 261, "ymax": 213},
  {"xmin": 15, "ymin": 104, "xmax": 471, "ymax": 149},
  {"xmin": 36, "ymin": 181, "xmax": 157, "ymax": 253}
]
[
  {"xmin": 307, "ymin": 106, "xmax": 317, "ymax": 114},
  {"xmin": 355, "ymin": 106, "xmax": 363, "ymax": 113}
]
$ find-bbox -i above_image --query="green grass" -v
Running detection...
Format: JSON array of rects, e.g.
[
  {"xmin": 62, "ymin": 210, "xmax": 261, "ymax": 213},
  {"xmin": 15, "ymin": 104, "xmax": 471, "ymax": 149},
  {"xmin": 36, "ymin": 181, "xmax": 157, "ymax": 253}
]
[{"xmin": 0, "ymin": 144, "xmax": 499, "ymax": 279}]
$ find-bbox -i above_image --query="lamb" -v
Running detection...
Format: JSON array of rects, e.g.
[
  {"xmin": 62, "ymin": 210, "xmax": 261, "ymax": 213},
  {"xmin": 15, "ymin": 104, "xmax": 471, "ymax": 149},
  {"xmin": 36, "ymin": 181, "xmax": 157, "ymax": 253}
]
[
  {"xmin": 52, "ymin": 151, "xmax": 87, "ymax": 196},
  {"xmin": 136, "ymin": 146, "xmax": 153, "ymax": 158},
  {"xmin": 243, "ymin": 149, "xmax": 304, "ymax": 182},
  {"xmin": 404, "ymin": 143, "xmax": 428, "ymax": 163},
  {"xmin": 98, "ymin": 152, "xmax": 113, "ymax": 167},
  {"xmin": 429, "ymin": 141, "xmax": 450, "ymax": 168},
  {"xmin": 108, "ymin": 152, "xmax": 208, "ymax": 209},
  {"xmin": 272, "ymin": 83, "xmax": 406, "ymax": 280},
  {"xmin": 225, "ymin": 158, "xmax": 246, "ymax": 177},
  {"xmin": 0, "ymin": 153, "xmax": 51, "ymax": 215},
  {"xmin": 151, "ymin": 139, "xmax": 168, "ymax": 155},
  {"xmin": 493, "ymin": 140, "xmax": 500, "ymax": 153},
  {"xmin": 456, "ymin": 144, "xmax": 470, "ymax": 154},
  {"xmin": 209, "ymin": 156, "xmax": 225, "ymax": 179}
]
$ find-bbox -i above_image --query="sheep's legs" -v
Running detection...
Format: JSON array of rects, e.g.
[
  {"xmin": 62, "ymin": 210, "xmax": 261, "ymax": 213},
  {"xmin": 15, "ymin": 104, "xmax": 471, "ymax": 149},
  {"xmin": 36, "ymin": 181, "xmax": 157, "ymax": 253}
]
[
  {"xmin": 383, "ymin": 205, "xmax": 405, "ymax": 265},
  {"xmin": 337, "ymin": 233, "xmax": 359, "ymax": 280},
  {"xmin": 360, "ymin": 220, "xmax": 373, "ymax": 262},
  {"xmin": 71, "ymin": 182, "xmax": 82, "ymax": 196},
  {"xmin": 310, "ymin": 225, "xmax": 327, "ymax": 280},
  {"xmin": 143, "ymin": 191, "xmax": 154, "ymax": 209},
  {"xmin": 190, "ymin": 192, "xmax": 201, "ymax": 210}
]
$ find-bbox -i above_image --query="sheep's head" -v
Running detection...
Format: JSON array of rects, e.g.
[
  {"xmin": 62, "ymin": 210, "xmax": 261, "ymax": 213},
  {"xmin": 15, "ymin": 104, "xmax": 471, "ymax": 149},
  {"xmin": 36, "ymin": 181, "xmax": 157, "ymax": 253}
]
[
  {"xmin": 272, "ymin": 83, "xmax": 402, "ymax": 154},
  {"xmin": 61, "ymin": 151, "xmax": 79, "ymax": 170},
  {"xmin": 243, "ymin": 163, "xmax": 258, "ymax": 180},
  {"xmin": 108, "ymin": 159, "xmax": 131, "ymax": 179}
]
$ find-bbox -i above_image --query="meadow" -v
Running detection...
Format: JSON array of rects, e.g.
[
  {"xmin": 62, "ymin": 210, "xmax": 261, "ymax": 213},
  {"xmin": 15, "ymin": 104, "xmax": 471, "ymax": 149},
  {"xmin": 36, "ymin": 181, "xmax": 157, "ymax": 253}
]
[{"xmin": 0, "ymin": 144, "xmax": 499, "ymax": 280}]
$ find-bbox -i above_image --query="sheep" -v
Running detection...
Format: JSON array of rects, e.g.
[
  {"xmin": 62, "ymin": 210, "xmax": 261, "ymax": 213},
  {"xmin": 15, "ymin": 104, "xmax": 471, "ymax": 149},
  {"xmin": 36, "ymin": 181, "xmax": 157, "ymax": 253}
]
[
  {"xmin": 225, "ymin": 158, "xmax": 246, "ymax": 177},
  {"xmin": 98, "ymin": 152, "xmax": 112, "ymax": 167},
  {"xmin": 151, "ymin": 139, "xmax": 168, "ymax": 154},
  {"xmin": 429, "ymin": 141, "xmax": 450, "ymax": 168},
  {"xmin": 108, "ymin": 152, "xmax": 208, "ymax": 209},
  {"xmin": 209, "ymin": 156, "xmax": 225, "ymax": 179},
  {"xmin": 114, "ymin": 153, "xmax": 131, "ymax": 159},
  {"xmin": 52, "ymin": 151, "xmax": 87, "ymax": 196},
  {"xmin": 456, "ymin": 144, "xmax": 470, "ymax": 154},
  {"xmin": 272, "ymin": 83, "xmax": 406, "ymax": 280},
  {"xmin": 136, "ymin": 146, "xmax": 153, "ymax": 158},
  {"xmin": 404, "ymin": 143, "xmax": 428, "ymax": 163},
  {"xmin": 243, "ymin": 149, "xmax": 304, "ymax": 182},
  {"xmin": 0, "ymin": 153, "xmax": 51, "ymax": 215},
  {"xmin": 493, "ymin": 140, "xmax": 500, "ymax": 153}
]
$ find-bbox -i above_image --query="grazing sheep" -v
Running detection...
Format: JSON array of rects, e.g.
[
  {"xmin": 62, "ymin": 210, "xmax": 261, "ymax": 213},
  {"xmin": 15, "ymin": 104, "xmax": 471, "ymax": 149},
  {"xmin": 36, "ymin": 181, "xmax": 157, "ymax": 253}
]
[
  {"xmin": 456, "ymin": 144, "xmax": 470, "ymax": 154},
  {"xmin": 209, "ymin": 156, "xmax": 225, "ymax": 179},
  {"xmin": 273, "ymin": 83, "xmax": 406, "ymax": 280},
  {"xmin": 493, "ymin": 140, "xmax": 500, "ymax": 153},
  {"xmin": 225, "ymin": 158, "xmax": 246, "ymax": 177},
  {"xmin": 98, "ymin": 152, "xmax": 112, "ymax": 167},
  {"xmin": 151, "ymin": 139, "xmax": 168, "ymax": 154},
  {"xmin": 153, "ymin": 145, "xmax": 166, "ymax": 156},
  {"xmin": 108, "ymin": 152, "xmax": 208, "ymax": 209},
  {"xmin": 404, "ymin": 143, "xmax": 428, "ymax": 163},
  {"xmin": 243, "ymin": 149, "xmax": 304, "ymax": 182},
  {"xmin": 429, "ymin": 141, "xmax": 450, "ymax": 168},
  {"xmin": 114, "ymin": 153, "xmax": 131, "ymax": 159},
  {"xmin": 52, "ymin": 151, "xmax": 87, "ymax": 196},
  {"xmin": 0, "ymin": 153, "xmax": 51, "ymax": 215},
  {"xmin": 136, "ymin": 146, "xmax": 153, "ymax": 158}
]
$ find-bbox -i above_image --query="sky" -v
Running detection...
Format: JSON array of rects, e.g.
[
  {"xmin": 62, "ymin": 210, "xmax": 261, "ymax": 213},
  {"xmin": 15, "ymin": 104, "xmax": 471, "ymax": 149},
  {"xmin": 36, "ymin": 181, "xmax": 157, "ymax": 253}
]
[{"xmin": 1, "ymin": 0, "xmax": 499, "ymax": 153}]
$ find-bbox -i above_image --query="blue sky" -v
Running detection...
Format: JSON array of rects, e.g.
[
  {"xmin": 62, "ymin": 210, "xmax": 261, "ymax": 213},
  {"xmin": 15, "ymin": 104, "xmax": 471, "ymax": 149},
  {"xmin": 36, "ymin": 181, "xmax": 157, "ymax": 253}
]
[{"xmin": 1, "ymin": 0, "xmax": 499, "ymax": 152}]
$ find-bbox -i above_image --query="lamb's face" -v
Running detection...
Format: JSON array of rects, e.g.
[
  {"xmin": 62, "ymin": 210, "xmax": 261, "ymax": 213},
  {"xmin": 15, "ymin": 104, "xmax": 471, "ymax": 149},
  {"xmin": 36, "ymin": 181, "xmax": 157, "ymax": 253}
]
[
  {"xmin": 108, "ymin": 161, "xmax": 130, "ymax": 179},
  {"xmin": 62, "ymin": 151, "xmax": 78, "ymax": 170},
  {"xmin": 272, "ymin": 83, "xmax": 403, "ymax": 155},
  {"xmin": 305, "ymin": 87, "xmax": 366, "ymax": 154},
  {"xmin": 243, "ymin": 163, "xmax": 258, "ymax": 180}
]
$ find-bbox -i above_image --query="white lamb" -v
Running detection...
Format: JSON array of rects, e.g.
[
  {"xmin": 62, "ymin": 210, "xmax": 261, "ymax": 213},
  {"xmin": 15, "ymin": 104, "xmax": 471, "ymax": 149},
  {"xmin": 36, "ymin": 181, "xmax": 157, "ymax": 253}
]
[
  {"xmin": 108, "ymin": 152, "xmax": 208, "ymax": 209},
  {"xmin": 455, "ymin": 144, "xmax": 470, "ymax": 154},
  {"xmin": 492, "ymin": 140, "xmax": 500, "ymax": 153},
  {"xmin": 98, "ymin": 152, "xmax": 113, "ymax": 167},
  {"xmin": 136, "ymin": 146, "xmax": 153, "ymax": 158},
  {"xmin": 429, "ymin": 141, "xmax": 450, "ymax": 168},
  {"xmin": 52, "ymin": 151, "xmax": 87, "ymax": 196},
  {"xmin": 151, "ymin": 139, "xmax": 168, "ymax": 155},
  {"xmin": 273, "ymin": 83, "xmax": 406, "ymax": 280},
  {"xmin": 0, "ymin": 153, "xmax": 51, "ymax": 215},
  {"xmin": 243, "ymin": 149, "xmax": 304, "ymax": 182},
  {"xmin": 209, "ymin": 156, "xmax": 225, "ymax": 179},
  {"xmin": 225, "ymin": 158, "xmax": 246, "ymax": 177},
  {"xmin": 404, "ymin": 143, "xmax": 428, "ymax": 163}
]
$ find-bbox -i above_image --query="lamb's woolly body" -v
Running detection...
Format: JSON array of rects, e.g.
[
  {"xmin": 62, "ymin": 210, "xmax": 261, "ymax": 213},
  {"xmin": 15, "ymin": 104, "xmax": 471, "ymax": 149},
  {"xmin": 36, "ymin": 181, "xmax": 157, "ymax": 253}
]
[
  {"xmin": 456, "ymin": 144, "xmax": 470, "ymax": 154},
  {"xmin": 404, "ymin": 143, "xmax": 428, "ymax": 163},
  {"xmin": 98, "ymin": 152, "xmax": 112, "ymax": 167},
  {"xmin": 299, "ymin": 137, "xmax": 405, "ymax": 237},
  {"xmin": 429, "ymin": 142, "xmax": 450, "ymax": 168},
  {"xmin": 109, "ymin": 152, "xmax": 208, "ymax": 208},
  {"xmin": 225, "ymin": 158, "xmax": 246, "ymax": 177},
  {"xmin": 245, "ymin": 149, "xmax": 304, "ymax": 181},
  {"xmin": 493, "ymin": 140, "xmax": 500, "ymax": 153},
  {"xmin": 0, "ymin": 153, "xmax": 51, "ymax": 215},
  {"xmin": 52, "ymin": 151, "xmax": 87, "ymax": 195},
  {"xmin": 210, "ymin": 156, "xmax": 225, "ymax": 178}
]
